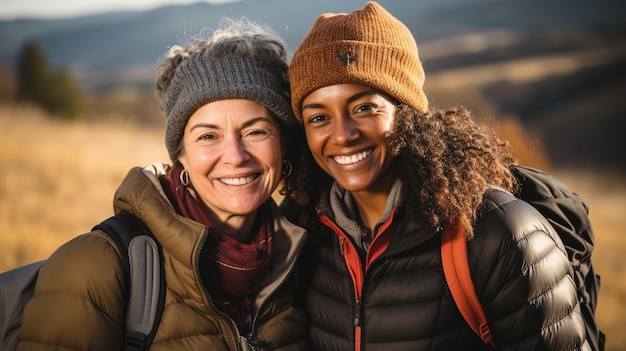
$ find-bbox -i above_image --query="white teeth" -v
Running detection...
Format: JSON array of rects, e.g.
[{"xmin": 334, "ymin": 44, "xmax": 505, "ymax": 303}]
[
  {"xmin": 334, "ymin": 149, "xmax": 372, "ymax": 165},
  {"xmin": 220, "ymin": 175, "xmax": 255, "ymax": 185}
]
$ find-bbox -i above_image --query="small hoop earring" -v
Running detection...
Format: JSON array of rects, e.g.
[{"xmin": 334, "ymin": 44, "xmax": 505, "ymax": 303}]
[
  {"xmin": 282, "ymin": 160, "xmax": 293, "ymax": 178},
  {"xmin": 179, "ymin": 169, "xmax": 190, "ymax": 186}
]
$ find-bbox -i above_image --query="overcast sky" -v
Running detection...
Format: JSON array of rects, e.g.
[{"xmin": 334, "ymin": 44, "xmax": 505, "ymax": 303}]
[{"xmin": 0, "ymin": 0, "xmax": 241, "ymax": 20}]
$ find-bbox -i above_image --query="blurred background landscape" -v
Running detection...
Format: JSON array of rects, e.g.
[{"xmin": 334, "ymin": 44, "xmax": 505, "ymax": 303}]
[{"xmin": 1, "ymin": 0, "xmax": 624, "ymax": 349}]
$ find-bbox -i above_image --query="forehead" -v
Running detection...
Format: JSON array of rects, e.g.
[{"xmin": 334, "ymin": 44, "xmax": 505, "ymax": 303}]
[
  {"xmin": 188, "ymin": 99, "xmax": 276, "ymax": 127},
  {"xmin": 303, "ymin": 83, "xmax": 395, "ymax": 106}
]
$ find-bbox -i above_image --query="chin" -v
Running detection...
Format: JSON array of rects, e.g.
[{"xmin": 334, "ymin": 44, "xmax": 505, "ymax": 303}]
[
  {"xmin": 336, "ymin": 177, "xmax": 375, "ymax": 192},
  {"xmin": 226, "ymin": 200, "xmax": 267, "ymax": 214}
]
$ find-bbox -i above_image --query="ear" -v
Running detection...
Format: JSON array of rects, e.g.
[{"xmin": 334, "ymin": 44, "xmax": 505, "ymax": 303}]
[{"xmin": 177, "ymin": 152, "xmax": 188, "ymax": 170}]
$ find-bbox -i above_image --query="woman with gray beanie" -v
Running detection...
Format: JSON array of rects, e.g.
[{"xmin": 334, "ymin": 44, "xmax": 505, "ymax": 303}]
[{"xmin": 17, "ymin": 18, "xmax": 308, "ymax": 350}]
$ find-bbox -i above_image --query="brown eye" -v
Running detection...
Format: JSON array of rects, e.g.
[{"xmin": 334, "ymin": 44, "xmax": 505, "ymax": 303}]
[
  {"xmin": 354, "ymin": 104, "xmax": 376, "ymax": 115},
  {"xmin": 243, "ymin": 129, "xmax": 270, "ymax": 141},
  {"xmin": 307, "ymin": 114, "xmax": 329, "ymax": 125}
]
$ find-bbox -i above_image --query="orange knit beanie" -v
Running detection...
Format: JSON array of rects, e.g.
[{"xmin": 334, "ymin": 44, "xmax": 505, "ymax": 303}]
[{"xmin": 288, "ymin": 1, "xmax": 428, "ymax": 122}]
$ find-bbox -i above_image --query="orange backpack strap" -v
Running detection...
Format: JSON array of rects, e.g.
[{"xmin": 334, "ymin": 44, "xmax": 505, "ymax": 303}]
[{"xmin": 441, "ymin": 220, "xmax": 494, "ymax": 347}]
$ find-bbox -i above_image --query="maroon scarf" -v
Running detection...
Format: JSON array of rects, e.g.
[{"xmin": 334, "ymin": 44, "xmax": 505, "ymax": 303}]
[{"xmin": 160, "ymin": 164, "xmax": 273, "ymax": 335}]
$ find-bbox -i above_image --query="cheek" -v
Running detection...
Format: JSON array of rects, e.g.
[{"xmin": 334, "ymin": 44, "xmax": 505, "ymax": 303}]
[
  {"xmin": 258, "ymin": 140, "xmax": 284, "ymax": 170},
  {"xmin": 304, "ymin": 130, "xmax": 323, "ymax": 154},
  {"xmin": 382, "ymin": 117, "xmax": 395, "ymax": 133},
  {"xmin": 376, "ymin": 113, "xmax": 395, "ymax": 136},
  {"xmin": 303, "ymin": 134, "xmax": 330, "ymax": 170},
  {"xmin": 181, "ymin": 147, "xmax": 216, "ymax": 174}
]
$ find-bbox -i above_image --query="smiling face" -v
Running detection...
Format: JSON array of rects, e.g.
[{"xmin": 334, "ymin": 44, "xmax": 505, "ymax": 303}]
[
  {"xmin": 178, "ymin": 99, "xmax": 283, "ymax": 224},
  {"xmin": 301, "ymin": 83, "xmax": 398, "ymax": 195}
]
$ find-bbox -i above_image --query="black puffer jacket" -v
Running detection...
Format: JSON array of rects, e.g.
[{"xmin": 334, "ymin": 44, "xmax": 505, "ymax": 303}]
[{"xmin": 299, "ymin": 186, "xmax": 589, "ymax": 351}]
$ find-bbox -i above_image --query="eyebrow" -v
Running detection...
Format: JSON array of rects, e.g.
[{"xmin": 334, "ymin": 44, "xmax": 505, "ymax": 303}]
[
  {"xmin": 301, "ymin": 90, "xmax": 384, "ymax": 111},
  {"xmin": 189, "ymin": 116, "xmax": 275, "ymax": 132}
]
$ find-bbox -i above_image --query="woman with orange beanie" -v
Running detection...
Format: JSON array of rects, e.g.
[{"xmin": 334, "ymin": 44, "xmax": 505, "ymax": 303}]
[{"xmin": 282, "ymin": 2, "xmax": 591, "ymax": 350}]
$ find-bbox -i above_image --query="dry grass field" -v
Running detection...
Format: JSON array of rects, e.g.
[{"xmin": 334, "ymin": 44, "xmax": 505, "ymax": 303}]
[
  {"xmin": 1, "ymin": 104, "xmax": 624, "ymax": 350},
  {"xmin": 0, "ymin": 104, "xmax": 169, "ymax": 269}
]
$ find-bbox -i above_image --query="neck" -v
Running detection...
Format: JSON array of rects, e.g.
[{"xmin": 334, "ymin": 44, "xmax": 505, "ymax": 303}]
[
  {"xmin": 352, "ymin": 192, "xmax": 388, "ymax": 236},
  {"xmin": 350, "ymin": 174, "xmax": 397, "ymax": 236},
  {"xmin": 206, "ymin": 210, "xmax": 258, "ymax": 243}
]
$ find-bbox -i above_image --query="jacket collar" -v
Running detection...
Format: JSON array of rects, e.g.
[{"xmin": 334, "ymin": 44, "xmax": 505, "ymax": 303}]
[
  {"xmin": 317, "ymin": 178, "xmax": 440, "ymax": 253},
  {"xmin": 325, "ymin": 178, "xmax": 403, "ymax": 251},
  {"xmin": 112, "ymin": 163, "xmax": 308, "ymax": 313}
]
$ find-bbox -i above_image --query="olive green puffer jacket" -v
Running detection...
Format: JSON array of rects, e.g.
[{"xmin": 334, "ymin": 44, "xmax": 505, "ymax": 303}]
[{"xmin": 18, "ymin": 164, "xmax": 309, "ymax": 350}]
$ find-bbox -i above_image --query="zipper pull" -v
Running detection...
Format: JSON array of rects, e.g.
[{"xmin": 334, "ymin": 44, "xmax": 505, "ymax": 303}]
[
  {"xmin": 340, "ymin": 236, "xmax": 345, "ymax": 256},
  {"xmin": 246, "ymin": 333, "xmax": 267, "ymax": 351},
  {"xmin": 360, "ymin": 227, "xmax": 371, "ymax": 250},
  {"xmin": 353, "ymin": 299, "xmax": 361, "ymax": 326}
]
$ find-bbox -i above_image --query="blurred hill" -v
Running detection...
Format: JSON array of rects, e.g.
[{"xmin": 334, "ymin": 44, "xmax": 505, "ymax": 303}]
[{"xmin": 1, "ymin": 0, "xmax": 624, "ymax": 173}]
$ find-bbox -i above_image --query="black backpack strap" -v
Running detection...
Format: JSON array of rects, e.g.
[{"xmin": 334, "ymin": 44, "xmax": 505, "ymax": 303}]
[{"xmin": 93, "ymin": 211, "xmax": 165, "ymax": 351}]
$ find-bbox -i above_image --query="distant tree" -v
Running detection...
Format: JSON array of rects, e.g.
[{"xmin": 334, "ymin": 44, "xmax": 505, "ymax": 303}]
[
  {"xmin": 0, "ymin": 61, "xmax": 16, "ymax": 101},
  {"xmin": 16, "ymin": 40, "xmax": 83, "ymax": 119},
  {"xmin": 41, "ymin": 69, "xmax": 83, "ymax": 119},
  {"xmin": 17, "ymin": 41, "xmax": 48, "ymax": 104}
]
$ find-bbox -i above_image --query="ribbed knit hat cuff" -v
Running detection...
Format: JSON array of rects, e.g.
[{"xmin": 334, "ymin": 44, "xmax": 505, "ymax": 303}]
[{"xmin": 162, "ymin": 54, "xmax": 294, "ymax": 162}]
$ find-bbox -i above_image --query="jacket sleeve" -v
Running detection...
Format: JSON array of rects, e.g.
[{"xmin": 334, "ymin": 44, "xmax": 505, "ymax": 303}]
[
  {"xmin": 17, "ymin": 231, "xmax": 126, "ymax": 351},
  {"xmin": 471, "ymin": 191, "xmax": 589, "ymax": 351}
]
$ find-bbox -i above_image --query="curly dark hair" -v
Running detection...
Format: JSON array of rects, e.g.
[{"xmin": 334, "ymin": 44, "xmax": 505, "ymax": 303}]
[{"xmin": 281, "ymin": 105, "xmax": 518, "ymax": 239}]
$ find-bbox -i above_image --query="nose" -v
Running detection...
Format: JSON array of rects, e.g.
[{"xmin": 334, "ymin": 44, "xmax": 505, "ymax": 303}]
[
  {"xmin": 330, "ymin": 115, "xmax": 360, "ymax": 145},
  {"xmin": 222, "ymin": 135, "xmax": 250, "ymax": 165}
]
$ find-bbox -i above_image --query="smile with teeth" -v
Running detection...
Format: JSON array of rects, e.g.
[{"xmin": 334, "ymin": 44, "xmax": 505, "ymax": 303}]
[
  {"xmin": 333, "ymin": 149, "xmax": 373, "ymax": 165},
  {"xmin": 219, "ymin": 174, "xmax": 258, "ymax": 185}
]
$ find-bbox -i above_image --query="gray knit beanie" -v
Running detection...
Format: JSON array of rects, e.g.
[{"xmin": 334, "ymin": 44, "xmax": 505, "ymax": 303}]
[{"xmin": 161, "ymin": 48, "xmax": 295, "ymax": 162}]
